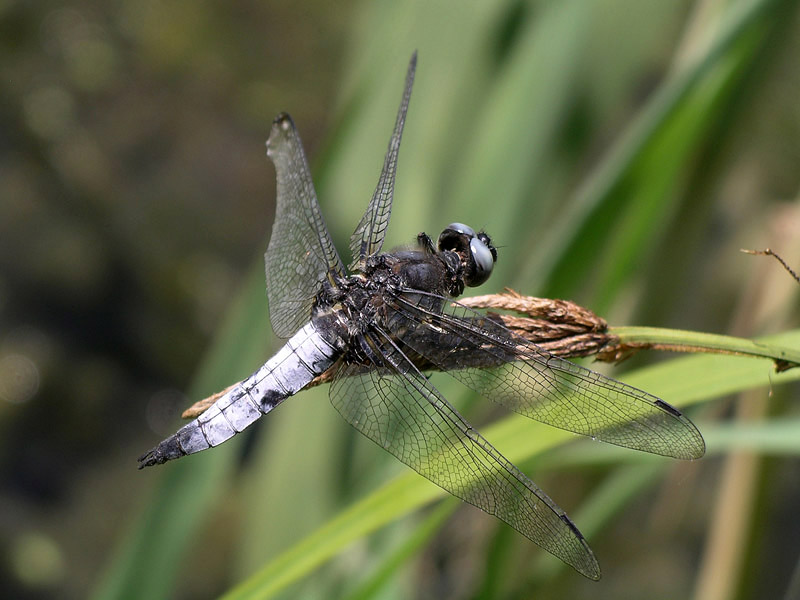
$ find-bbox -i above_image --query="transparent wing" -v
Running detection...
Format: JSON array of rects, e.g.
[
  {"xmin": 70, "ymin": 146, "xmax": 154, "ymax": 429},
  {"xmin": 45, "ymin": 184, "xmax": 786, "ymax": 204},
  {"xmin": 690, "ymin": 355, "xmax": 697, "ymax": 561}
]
[
  {"xmin": 265, "ymin": 113, "xmax": 345, "ymax": 338},
  {"xmin": 330, "ymin": 328, "xmax": 600, "ymax": 579},
  {"xmin": 349, "ymin": 52, "xmax": 417, "ymax": 271},
  {"xmin": 390, "ymin": 290, "xmax": 705, "ymax": 460}
]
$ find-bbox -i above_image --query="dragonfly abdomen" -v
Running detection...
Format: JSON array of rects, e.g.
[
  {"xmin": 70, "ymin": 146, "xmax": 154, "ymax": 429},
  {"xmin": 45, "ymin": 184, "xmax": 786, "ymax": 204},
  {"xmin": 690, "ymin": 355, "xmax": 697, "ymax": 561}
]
[{"xmin": 138, "ymin": 321, "xmax": 339, "ymax": 468}]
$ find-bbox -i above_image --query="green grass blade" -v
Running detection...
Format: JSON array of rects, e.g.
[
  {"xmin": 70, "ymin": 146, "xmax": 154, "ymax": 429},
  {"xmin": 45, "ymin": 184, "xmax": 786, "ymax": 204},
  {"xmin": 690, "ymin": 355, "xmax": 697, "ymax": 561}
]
[
  {"xmin": 516, "ymin": 0, "xmax": 782, "ymax": 296},
  {"xmin": 220, "ymin": 329, "xmax": 800, "ymax": 599},
  {"xmin": 612, "ymin": 325, "xmax": 800, "ymax": 367},
  {"xmin": 220, "ymin": 471, "xmax": 447, "ymax": 600},
  {"xmin": 625, "ymin": 329, "xmax": 800, "ymax": 409},
  {"xmin": 92, "ymin": 265, "xmax": 271, "ymax": 600},
  {"xmin": 342, "ymin": 500, "xmax": 458, "ymax": 600},
  {"xmin": 531, "ymin": 464, "xmax": 666, "ymax": 581}
]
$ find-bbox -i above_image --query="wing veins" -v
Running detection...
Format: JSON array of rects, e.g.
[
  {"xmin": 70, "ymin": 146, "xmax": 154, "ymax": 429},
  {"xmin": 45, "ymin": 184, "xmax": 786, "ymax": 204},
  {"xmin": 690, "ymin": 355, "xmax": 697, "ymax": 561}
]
[
  {"xmin": 349, "ymin": 53, "xmax": 417, "ymax": 269},
  {"xmin": 328, "ymin": 325, "xmax": 599, "ymax": 578},
  {"xmin": 391, "ymin": 289, "xmax": 704, "ymax": 460},
  {"xmin": 265, "ymin": 114, "xmax": 345, "ymax": 338}
]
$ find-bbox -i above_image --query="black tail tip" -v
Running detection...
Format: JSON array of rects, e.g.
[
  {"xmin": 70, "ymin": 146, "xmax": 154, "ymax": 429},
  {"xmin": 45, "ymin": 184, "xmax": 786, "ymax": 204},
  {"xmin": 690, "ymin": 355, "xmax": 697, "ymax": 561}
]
[
  {"xmin": 137, "ymin": 451, "xmax": 156, "ymax": 469},
  {"xmin": 137, "ymin": 436, "xmax": 186, "ymax": 469}
]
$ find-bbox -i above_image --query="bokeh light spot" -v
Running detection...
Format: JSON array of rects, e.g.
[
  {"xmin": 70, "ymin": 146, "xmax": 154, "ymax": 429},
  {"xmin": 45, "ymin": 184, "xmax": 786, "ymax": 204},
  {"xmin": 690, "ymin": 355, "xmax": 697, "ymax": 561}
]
[
  {"xmin": 10, "ymin": 532, "xmax": 65, "ymax": 589},
  {"xmin": 0, "ymin": 353, "xmax": 40, "ymax": 404}
]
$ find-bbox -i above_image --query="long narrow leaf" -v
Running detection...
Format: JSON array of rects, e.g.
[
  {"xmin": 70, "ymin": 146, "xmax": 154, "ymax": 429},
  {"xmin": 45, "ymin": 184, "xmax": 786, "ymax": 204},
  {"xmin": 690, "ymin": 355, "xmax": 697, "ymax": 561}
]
[{"xmin": 221, "ymin": 330, "xmax": 800, "ymax": 599}]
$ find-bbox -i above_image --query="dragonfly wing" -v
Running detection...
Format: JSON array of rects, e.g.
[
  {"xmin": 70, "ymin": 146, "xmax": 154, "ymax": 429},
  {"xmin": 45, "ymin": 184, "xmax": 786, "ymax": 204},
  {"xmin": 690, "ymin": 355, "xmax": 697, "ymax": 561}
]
[
  {"xmin": 329, "ymin": 327, "xmax": 601, "ymax": 579},
  {"xmin": 265, "ymin": 114, "xmax": 345, "ymax": 338},
  {"xmin": 349, "ymin": 53, "xmax": 417, "ymax": 270},
  {"xmin": 391, "ymin": 290, "xmax": 705, "ymax": 460}
]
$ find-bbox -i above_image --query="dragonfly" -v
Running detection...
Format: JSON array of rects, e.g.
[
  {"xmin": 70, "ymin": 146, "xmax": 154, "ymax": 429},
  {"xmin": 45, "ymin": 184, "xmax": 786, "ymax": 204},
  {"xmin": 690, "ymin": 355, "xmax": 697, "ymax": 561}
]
[{"xmin": 138, "ymin": 53, "xmax": 705, "ymax": 579}]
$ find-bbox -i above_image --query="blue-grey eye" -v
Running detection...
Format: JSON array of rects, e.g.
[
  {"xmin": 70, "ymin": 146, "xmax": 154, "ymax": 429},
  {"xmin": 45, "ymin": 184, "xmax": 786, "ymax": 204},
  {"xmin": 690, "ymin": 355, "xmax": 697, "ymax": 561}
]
[
  {"xmin": 445, "ymin": 222, "xmax": 475, "ymax": 237},
  {"xmin": 467, "ymin": 234, "xmax": 495, "ymax": 286}
]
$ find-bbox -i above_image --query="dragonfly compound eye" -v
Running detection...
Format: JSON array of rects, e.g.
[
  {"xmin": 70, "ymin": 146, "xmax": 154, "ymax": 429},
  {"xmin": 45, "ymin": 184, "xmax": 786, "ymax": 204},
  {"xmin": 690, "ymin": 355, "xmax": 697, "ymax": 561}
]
[
  {"xmin": 437, "ymin": 223, "xmax": 496, "ymax": 287},
  {"xmin": 466, "ymin": 231, "xmax": 496, "ymax": 287},
  {"xmin": 438, "ymin": 223, "xmax": 472, "ymax": 256}
]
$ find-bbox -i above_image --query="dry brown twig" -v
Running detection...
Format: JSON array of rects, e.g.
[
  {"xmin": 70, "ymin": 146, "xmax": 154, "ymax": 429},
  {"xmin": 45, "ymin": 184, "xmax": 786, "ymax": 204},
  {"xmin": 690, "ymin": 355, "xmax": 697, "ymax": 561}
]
[{"xmin": 741, "ymin": 248, "xmax": 800, "ymax": 284}]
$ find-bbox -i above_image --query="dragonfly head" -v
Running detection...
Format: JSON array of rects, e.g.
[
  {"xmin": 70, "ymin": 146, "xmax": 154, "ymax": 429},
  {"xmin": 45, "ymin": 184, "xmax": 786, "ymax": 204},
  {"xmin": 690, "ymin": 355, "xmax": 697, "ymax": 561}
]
[{"xmin": 437, "ymin": 223, "xmax": 497, "ymax": 287}]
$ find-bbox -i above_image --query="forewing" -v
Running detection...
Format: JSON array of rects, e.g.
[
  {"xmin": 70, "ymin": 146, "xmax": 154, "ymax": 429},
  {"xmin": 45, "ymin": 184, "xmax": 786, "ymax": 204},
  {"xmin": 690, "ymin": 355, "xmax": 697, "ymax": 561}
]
[
  {"xmin": 329, "ymin": 328, "xmax": 600, "ymax": 580},
  {"xmin": 391, "ymin": 290, "xmax": 705, "ymax": 460},
  {"xmin": 349, "ymin": 53, "xmax": 417, "ymax": 271},
  {"xmin": 265, "ymin": 114, "xmax": 345, "ymax": 338}
]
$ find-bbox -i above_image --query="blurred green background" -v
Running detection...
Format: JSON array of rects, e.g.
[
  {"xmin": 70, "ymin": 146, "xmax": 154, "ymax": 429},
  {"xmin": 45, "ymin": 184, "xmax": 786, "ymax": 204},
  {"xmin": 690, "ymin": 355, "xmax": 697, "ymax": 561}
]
[{"xmin": 2, "ymin": 0, "xmax": 800, "ymax": 598}]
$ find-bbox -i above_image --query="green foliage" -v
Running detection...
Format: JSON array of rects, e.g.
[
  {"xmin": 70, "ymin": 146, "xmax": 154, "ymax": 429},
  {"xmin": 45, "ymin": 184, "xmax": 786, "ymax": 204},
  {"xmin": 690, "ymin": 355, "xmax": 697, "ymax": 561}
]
[{"xmin": 95, "ymin": 0, "xmax": 800, "ymax": 598}]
